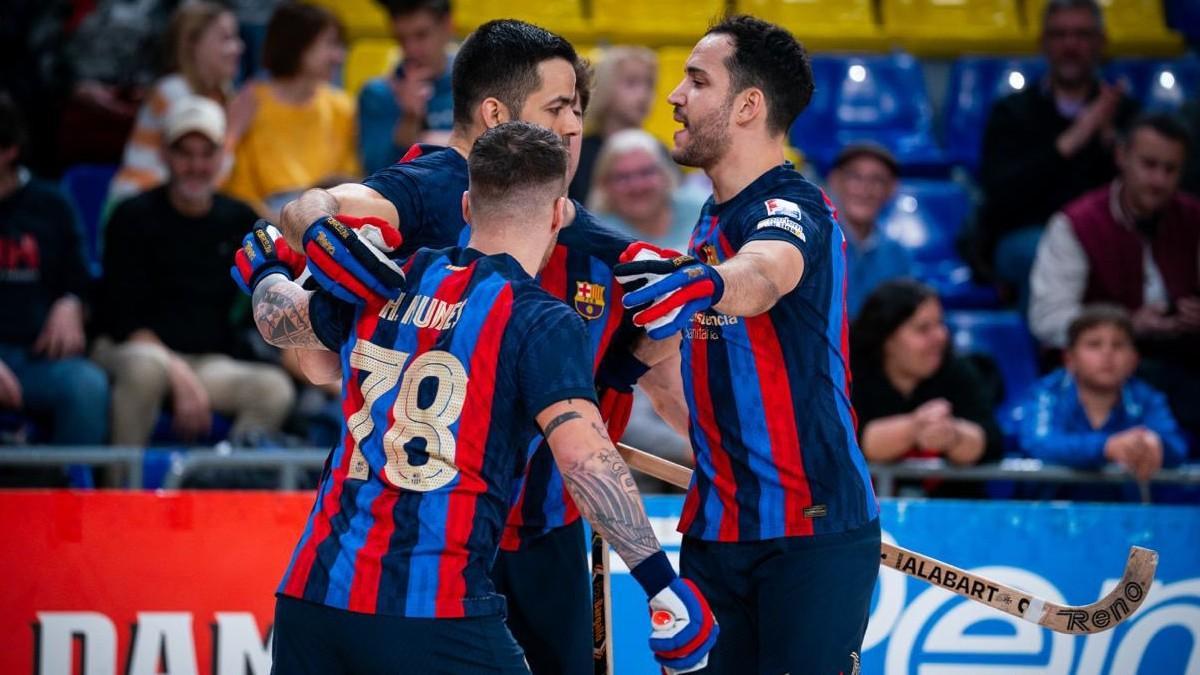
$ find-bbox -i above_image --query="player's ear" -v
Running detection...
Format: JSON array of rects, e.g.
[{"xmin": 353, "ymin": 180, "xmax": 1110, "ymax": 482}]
[
  {"xmin": 550, "ymin": 196, "xmax": 566, "ymax": 233},
  {"xmin": 461, "ymin": 191, "xmax": 472, "ymax": 224},
  {"xmin": 735, "ymin": 87, "xmax": 766, "ymax": 128},
  {"xmin": 480, "ymin": 97, "xmax": 511, "ymax": 129}
]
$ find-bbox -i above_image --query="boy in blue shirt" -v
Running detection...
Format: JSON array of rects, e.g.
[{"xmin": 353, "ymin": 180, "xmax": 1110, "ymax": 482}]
[{"xmin": 1014, "ymin": 304, "xmax": 1188, "ymax": 500}]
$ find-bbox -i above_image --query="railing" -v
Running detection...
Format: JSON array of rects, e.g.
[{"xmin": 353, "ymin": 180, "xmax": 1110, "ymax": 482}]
[{"xmin": 1, "ymin": 447, "xmax": 1199, "ymax": 495}]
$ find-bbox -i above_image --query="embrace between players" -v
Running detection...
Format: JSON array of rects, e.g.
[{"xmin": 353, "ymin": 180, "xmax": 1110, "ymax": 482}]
[{"xmin": 232, "ymin": 15, "xmax": 880, "ymax": 675}]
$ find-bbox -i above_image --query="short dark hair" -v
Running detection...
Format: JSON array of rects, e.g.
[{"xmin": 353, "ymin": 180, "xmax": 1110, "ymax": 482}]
[
  {"xmin": 377, "ymin": 0, "xmax": 450, "ymax": 19},
  {"xmin": 0, "ymin": 92, "xmax": 25, "ymax": 157},
  {"xmin": 1043, "ymin": 0, "xmax": 1104, "ymax": 31},
  {"xmin": 706, "ymin": 15, "xmax": 814, "ymax": 136},
  {"xmin": 452, "ymin": 19, "xmax": 578, "ymax": 128},
  {"xmin": 263, "ymin": 2, "xmax": 344, "ymax": 78},
  {"xmin": 574, "ymin": 56, "xmax": 594, "ymax": 115},
  {"xmin": 1123, "ymin": 112, "xmax": 1192, "ymax": 153},
  {"xmin": 468, "ymin": 121, "xmax": 568, "ymax": 209},
  {"xmin": 1067, "ymin": 304, "xmax": 1135, "ymax": 348},
  {"xmin": 851, "ymin": 279, "xmax": 941, "ymax": 369}
]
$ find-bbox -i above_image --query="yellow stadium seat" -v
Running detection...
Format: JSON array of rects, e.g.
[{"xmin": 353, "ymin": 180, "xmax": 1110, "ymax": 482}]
[
  {"xmin": 343, "ymin": 39, "xmax": 401, "ymax": 97},
  {"xmin": 881, "ymin": 0, "xmax": 1032, "ymax": 56},
  {"xmin": 452, "ymin": 0, "xmax": 592, "ymax": 43},
  {"xmin": 592, "ymin": 0, "xmax": 726, "ymax": 45},
  {"xmin": 642, "ymin": 47, "xmax": 692, "ymax": 149},
  {"xmin": 306, "ymin": 0, "xmax": 391, "ymax": 40},
  {"xmin": 737, "ymin": 0, "xmax": 889, "ymax": 52},
  {"xmin": 1024, "ymin": 0, "xmax": 1184, "ymax": 56}
]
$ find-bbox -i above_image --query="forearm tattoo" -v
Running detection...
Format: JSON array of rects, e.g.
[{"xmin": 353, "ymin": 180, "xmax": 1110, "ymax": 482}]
[
  {"xmin": 561, "ymin": 427, "xmax": 661, "ymax": 567},
  {"xmin": 252, "ymin": 277, "xmax": 326, "ymax": 349},
  {"xmin": 543, "ymin": 411, "xmax": 582, "ymax": 439}
]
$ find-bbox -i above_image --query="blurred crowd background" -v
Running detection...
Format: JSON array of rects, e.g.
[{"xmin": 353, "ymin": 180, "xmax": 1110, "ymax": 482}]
[{"xmin": 1, "ymin": 0, "xmax": 1198, "ymax": 500}]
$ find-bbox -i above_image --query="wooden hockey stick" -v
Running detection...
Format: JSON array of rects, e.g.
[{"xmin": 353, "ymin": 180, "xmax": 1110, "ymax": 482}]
[
  {"xmin": 590, "ymin": 529, "xmax": 614, "ymax": 675},
  {"xmin": 616, "ymin": 442, "xmax": 1158, "ymax": 635}
]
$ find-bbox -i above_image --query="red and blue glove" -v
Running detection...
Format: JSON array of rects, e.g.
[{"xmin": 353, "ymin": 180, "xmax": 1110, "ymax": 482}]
[
  {"xmin": 630, "ymin": 551, "xmax": 719, "ymax": 673},
  {"xmin": 231, "ymin": 219, "xmax": 307, "ymax": 295},
  {"xmin": 303, "ymin": 214, "xmax": 405, "ymax": 305},
  {"xmin": 614, "ymin": 242, "xmax": 724, "ymax": 340}
]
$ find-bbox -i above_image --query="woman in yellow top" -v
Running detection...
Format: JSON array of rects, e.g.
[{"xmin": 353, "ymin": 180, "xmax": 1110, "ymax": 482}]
[{"xmin": 224, "ymin": 2, "xmax": 359, "ymax": 218}]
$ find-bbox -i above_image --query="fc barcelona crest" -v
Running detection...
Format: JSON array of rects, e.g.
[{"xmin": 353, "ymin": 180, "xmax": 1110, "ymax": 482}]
[
  {"xmin": 574, "ymin": 281, "xmax": 606, "ymax": 320},
  {"xmin": 698, "ymin": 243, "xmax": 720, "ymax": 265}
]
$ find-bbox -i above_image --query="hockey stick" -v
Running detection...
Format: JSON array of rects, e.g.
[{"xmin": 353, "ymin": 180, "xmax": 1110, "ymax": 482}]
[
  {"xmin": 590, "ymin": 529, "xmax": 614, "ymax": 675},
  {"xmin": 615, "ymin": 442, "xmax": 1158, "ymax": 635}
]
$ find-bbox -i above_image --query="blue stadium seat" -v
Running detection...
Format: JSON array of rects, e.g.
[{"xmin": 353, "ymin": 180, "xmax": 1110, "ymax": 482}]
[
  {"xmin": 1104, "ymin": 56, "xmax": 1200, "ymax": 112},
  {"xmin": 943, "ymin": 57, "xmax": 1045, "ymax": 173},
  {"xmin": 149, "ymin": 413, "xmax": 234, "ymax": 446},
  {"xmin": 944, "ymin": 310, "xmax": 1038, "ymax": 412},
  {"xmin": 790, "ymin": 53, "xmax": 946, "ymax": 175},
  {"xmin": 1166, "ymin": 0, "xmax": 1200, "ymax": 45},
  {"xmin": 60, "ymin": 164, "xmax": 118, "ymax": 276}
]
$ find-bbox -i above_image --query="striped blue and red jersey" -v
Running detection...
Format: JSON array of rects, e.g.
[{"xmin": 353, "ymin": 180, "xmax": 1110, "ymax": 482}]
[
  {"xmin": 357, "ymin": 145, "xmax": 640, "ymax": 549},
  {"xmin": 679, "ymin": 163, "xmax": 878, "ymax": 542},
  {"xmin": 281, "ymin": 247, "xmax": 597, "ymax": 617}
]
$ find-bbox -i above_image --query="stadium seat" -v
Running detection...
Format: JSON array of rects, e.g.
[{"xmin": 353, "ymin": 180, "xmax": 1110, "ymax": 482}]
[
  {"xmin": 789, "ymin": 53, "xmax": 947, "ymax": 175},
  {"xmin": 1166, "ymin": 0, "xmax": 1200, "ymax": 45},
  {"xmin": 592, "ymin": 0, "xmax": 725, "ymax": 45},
  {"xmin": 343, "ymin": 39, "xmax": 400, "ymax": 98},
  {"xmin": 454, "ymin": 0, "xmax": 592, "ymax": 43},
  {"xmin": 60, "ymin": 164, "xmax": 118, "ymax": 277},
  {"xmin": 306, "ymin": 0, "xmax": 390, "ymax": 40},
  {"xmin": 1024, "ymin": 0, "xmax": 1186, "ymax": 56},
  {"xmin": 735, "ymin": 0, "xmax": 889, "ymax": 52},
  {"xmin": 881, "ymin": 0, "xmax": 1031, "ymax": 56},
  {"xmin": 1104, "ymin": 56, "xmax": 1200, "ymax": 112},
  {"xmin": 944, "ymin": 310, "xmax": 1039, "ymax": 410},
  {"xmin": 943, "ymin": 56, "xmax": 1045, "ymax": 173}
]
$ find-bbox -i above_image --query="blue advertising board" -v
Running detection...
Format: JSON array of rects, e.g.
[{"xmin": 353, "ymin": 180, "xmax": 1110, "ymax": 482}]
[{"xmin": 597, "ymin": 498, "xmax": 1200, "ymax": 674}]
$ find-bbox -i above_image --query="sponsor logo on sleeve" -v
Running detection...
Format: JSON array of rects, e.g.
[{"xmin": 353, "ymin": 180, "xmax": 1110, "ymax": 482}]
[
  {"xmin": 756, "ymin": 216, "xmax": 806, "ymax": 241},
  {"xmin": 764, "ymin": 198, "xmax": 803, "ymax": 220}
]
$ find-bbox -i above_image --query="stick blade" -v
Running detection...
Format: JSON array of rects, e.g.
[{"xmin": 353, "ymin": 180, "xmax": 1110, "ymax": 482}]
[{"xmin": 1039, "ymin": 545, "xmax": 1159, "ymax": 634}]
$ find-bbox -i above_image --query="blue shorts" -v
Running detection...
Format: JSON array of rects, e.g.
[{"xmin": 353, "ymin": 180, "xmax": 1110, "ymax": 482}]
[
  {"xmin": 271, "ymin": 595, "xmax": 529, "ymax": 674},
  {"xmin": 490, "ymin": 518, "xmax": 591, "ymax": 675},
  {"xmin": 680, "ymin": 518, "xmax": 880, "ymax": 675}
]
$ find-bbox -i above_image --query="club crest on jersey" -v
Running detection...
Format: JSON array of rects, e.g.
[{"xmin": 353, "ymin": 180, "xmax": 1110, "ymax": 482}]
[
  {"xmin": 697, "ymin": 243, "xmax": 720, "ymax": 265},
  {"xmin": 574, "ymin": 281, "xmax": 606, "ymax": 320},
  {"xmin": 764, "ymin": 197, "xmax": 802, "ymax": 220}
]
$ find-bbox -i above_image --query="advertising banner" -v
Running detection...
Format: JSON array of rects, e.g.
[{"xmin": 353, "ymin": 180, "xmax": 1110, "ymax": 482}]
[{"xmin": 2, "ymin": 492, "xmax": 1197, "ymax": 674}]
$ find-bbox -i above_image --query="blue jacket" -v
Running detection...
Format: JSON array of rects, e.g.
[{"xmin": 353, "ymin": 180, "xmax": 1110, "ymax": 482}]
[
  {"xmin": 357, "ymin": 58, "xmax": 455, "ymax": 175},
  {"xmin": 1013, "ymin": 369, "xmax": 1187, "ymax": 470}
]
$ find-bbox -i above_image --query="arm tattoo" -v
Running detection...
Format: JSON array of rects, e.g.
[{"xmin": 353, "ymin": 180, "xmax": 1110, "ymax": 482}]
[
  {"xmin": 252, "ymin": 277, "xmax": 326, "ymax": 349},
  {"xmin": 561, "ymin": 447, "xmax": 661, "ymax": 567},
  {"xmin": 543, "ymin": 411, "xmax": 582, "ymax": 438}
]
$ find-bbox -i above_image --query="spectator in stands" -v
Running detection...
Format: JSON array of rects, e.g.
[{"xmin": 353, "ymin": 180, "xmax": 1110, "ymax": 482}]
[
  {"xmin": 94, "ymin": 97, "xmax": 294, "ymax": 446},
  {"xmin": 0, "ymin": 93, "xmax": 109, "ymax": 447},
  {"xmin": 587, "ymin": 129, "xmax": 706, "ymax": 252},
  {"xmin": 569, "ymin": 46, "xmax": 657, "ymax": 203},
  {"xmin": 1029, "ymin": 112, "xmax": 1200, "ymax": 440},
  {"xmin": 223, "ymin": 2, "xmax": 357, "ymax": 218},
  {"xmin": 851, "ymin": 280, "xmax": 1002, "ymax": 496},
  {"xmin": 1181, "ymin": 99, "xmax": 1200, "ymax": 198},
  {"xmin": 976, "ymin": 0, "xmax": 1138, "ymax": 309},
  {"xmin": 110, "ymin": 2, "xmax": 244, "ymax": 204},
  {"xmin": 1014, "ymin": 305, "xmax": 1187, "ymax": 500},
  {"xmin": 358, "ymin": 0, "xmax": 455, "ymax": 174},
  {"xmin": 826, "ymin": 142, "xmax": 913, "ymax": 318}
]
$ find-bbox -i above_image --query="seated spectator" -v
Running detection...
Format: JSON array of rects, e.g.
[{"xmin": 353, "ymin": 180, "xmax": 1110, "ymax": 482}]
[
  {"xmin": 569, "ymin": 46, "xmax": 657, "ymax": 203},
  {"xmin": 223, "ymin": 2, "xmax": 357, "ymax": 218},
  {"xmin": 1030, "ymin": 113, "xmax": 1200, "ymax": 440},
  {"xmin": 825, "ymin": 142, "xmax": 913, "ymax": 318},
  {"xmin": 93, "ymin": 97, "xmax": 294, "ymax": 445},
  {"xmin": 975, "ymin": 0, "xmax": 1138, "ymax": 309},
  {"xmin": 587, "ymin": 129, "xmax": 705, "ymax": 252},
  {"xmin": 0, "ymin": 93, "xmax": 109, "ymax": 449},
  {"xmin": 1013, "ymin": 305, "xmax": 1187, "ymax": 501},
  {"xmin": 358, "ymin": 0, "xmax": 455, "ymax": 174},
  {"xmin": 851, "ymin": 280, "xmax": 1002, "ymax": 496},
  {"xmin": 109, "ymin": 2, "xmax": 244, "ymax": 204}
]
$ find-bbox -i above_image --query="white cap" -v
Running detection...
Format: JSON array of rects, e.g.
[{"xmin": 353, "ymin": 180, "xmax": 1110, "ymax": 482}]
[{"xmin": 163, "ymin": 96, "xmax": 226, "ymax": 146}]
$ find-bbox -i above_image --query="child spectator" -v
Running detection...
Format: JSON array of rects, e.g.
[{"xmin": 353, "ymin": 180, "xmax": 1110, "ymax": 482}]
[
  {"xmin": 223, "ymin": 2, "xmax": 357, "ymax": 218},
  {"xmin": 94, "ymin": 97, "xmax": 293, "ymax": 446},
  {"xmin": 109, "ymin": 2, "xmax": 244, "ymax": 204},
  {"xmin": 569, "ymin": 46, "xmax": 657, "ymax": 203},
  {"xmin": 1013, "ymin": 304, "xmax": 1187, "ymax": 500},
  {"xmin": 851, "ymin": 280, "xmax": 1002, "ymax": 496},
  {"xmin": 0, "ymin": 93, "xmax": 109, "ymax": 449},
  {"xmin": 358, "ymin": 0, "xmax": 455, "ymax": 174}
]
